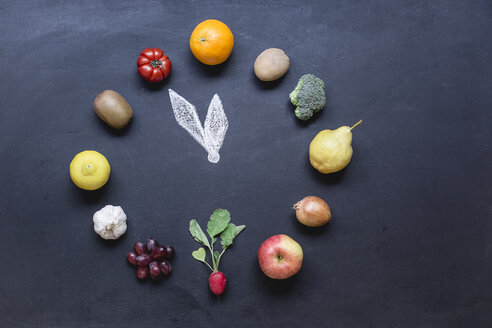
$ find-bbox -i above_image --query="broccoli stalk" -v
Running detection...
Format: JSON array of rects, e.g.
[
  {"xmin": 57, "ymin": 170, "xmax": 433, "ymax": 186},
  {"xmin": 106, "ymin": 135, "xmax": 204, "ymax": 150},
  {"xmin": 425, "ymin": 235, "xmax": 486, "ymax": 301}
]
[{"xmin": 289, "ymin": 74, "xmax": 326, "ymax": 120}]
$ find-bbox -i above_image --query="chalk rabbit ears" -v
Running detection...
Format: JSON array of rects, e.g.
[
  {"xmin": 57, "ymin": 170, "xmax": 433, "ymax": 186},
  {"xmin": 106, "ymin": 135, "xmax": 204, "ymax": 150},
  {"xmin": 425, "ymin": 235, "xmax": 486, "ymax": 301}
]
[{"xmin": 168, "ymin": 89, "xmax": 228, "ymax": 163}]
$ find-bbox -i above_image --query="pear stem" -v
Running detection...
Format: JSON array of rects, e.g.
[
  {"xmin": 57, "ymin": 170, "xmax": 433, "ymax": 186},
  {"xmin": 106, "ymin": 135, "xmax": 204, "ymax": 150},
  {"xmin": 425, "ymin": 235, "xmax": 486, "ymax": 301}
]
[{"xmin": 350, "ymin": 120, "xmax": 363, "ymax": 130}]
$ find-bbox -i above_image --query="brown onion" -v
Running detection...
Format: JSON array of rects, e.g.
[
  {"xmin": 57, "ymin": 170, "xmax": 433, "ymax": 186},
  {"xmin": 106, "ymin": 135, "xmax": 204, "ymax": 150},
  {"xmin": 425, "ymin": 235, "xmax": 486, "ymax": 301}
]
[{"xmin": 293, "ymin": 196, "xmax": 331, "ymax": 227}]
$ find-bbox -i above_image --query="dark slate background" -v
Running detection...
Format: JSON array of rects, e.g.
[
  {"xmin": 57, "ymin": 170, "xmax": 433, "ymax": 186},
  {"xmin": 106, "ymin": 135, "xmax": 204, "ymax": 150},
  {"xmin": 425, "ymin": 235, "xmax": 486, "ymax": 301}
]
[{"xmin": 1, "ymin": 1, "xmax": 491, "ymax": 327}]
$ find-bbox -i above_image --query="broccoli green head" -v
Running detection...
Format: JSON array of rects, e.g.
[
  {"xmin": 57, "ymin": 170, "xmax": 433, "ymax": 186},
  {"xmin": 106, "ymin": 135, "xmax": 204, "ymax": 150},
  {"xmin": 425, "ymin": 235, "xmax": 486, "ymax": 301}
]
[{"xmin": 289, "ymin": 74, "xmax": 326, "ymax": 121}]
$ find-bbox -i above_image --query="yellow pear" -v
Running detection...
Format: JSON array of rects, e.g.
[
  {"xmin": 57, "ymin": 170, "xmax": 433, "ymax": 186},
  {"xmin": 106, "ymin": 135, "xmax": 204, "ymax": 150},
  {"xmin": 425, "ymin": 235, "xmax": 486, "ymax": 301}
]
[{"xmin": 309, "ymin": 120, "xmax": 362, "ymax": 174}]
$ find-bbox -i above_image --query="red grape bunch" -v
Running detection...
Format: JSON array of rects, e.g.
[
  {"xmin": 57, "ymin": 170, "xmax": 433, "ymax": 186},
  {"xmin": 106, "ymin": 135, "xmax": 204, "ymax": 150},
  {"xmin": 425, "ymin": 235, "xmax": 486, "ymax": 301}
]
[{"xmin": 127, "ymin": 237, "xmax": 174, "ymax": 280}]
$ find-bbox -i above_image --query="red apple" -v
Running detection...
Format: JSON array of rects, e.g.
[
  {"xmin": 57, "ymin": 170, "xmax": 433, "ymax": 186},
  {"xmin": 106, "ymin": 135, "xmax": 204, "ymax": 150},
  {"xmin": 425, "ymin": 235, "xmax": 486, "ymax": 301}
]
[{"xmin": 257, "ymin": 234, "xmax": 303, "ymax": 279}]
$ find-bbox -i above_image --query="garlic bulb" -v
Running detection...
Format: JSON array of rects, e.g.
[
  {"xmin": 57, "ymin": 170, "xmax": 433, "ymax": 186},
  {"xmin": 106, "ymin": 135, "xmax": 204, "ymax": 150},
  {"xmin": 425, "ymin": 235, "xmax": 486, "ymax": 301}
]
[{"xmin": 93, "ymin": 205, "xmax": 127, "ymax": 240}]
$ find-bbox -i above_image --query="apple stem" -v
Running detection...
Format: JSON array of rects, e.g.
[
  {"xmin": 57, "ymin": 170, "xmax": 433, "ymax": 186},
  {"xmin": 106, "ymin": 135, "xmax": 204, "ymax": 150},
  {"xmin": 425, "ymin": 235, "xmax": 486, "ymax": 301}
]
[{"xmin": 350, "ymin": 120, "xmax": 363, "ymax": 130}]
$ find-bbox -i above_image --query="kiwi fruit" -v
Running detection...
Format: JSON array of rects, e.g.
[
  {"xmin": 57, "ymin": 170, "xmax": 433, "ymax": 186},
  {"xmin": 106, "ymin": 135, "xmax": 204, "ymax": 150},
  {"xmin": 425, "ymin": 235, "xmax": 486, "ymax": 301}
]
[{"xmin": 94, "ymin": 90, "xmax": 133, "ymax": 129}]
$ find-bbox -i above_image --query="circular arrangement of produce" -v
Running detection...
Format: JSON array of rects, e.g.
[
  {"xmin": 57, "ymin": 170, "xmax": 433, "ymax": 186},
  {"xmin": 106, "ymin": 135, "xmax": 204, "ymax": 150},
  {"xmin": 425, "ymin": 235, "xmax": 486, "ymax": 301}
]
[
  {"xmin": 4, "ymin": 2, "xmax": 491, "ymax": 326},
  {"xmin": 69, "ymin": 19, "xmax": 362, "ymax": 296}
]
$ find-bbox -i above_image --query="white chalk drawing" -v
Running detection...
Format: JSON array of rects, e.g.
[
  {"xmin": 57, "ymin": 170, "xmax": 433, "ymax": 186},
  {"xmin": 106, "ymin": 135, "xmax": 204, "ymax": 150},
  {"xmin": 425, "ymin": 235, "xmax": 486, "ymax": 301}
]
[{"xmin": 168, "ymin": 89, "xmax": 228, "ymax": 163}]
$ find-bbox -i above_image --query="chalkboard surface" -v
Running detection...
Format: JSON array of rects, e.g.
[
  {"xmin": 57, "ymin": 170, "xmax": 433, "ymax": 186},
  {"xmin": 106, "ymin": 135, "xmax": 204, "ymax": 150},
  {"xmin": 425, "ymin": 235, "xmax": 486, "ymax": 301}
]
[{"xmin": 1, "ymin": 1, "xmax": 491, "ymax": 327}]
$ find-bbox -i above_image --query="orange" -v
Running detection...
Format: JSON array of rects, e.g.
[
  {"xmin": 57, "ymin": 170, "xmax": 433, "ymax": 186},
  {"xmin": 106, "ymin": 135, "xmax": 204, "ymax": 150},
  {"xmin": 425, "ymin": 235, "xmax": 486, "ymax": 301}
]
[{"xmin": 190, "ymin": 19, "xmax": 234, "ymax": 65}]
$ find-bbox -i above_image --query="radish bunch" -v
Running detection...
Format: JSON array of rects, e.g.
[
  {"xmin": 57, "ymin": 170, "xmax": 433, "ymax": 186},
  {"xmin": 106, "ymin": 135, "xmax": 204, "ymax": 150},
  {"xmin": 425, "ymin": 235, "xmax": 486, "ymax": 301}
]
[{"xmin": 189, "ymin": 209, "xmax": 246, "ymax": 296}]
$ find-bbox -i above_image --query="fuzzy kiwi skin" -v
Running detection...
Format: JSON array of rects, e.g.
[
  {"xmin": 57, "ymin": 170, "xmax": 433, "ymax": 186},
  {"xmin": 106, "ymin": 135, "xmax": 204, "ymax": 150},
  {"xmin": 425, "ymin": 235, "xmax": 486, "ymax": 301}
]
[{"xmin": 94, "ymin": 90, "xmax": 133, "ymax": 129}]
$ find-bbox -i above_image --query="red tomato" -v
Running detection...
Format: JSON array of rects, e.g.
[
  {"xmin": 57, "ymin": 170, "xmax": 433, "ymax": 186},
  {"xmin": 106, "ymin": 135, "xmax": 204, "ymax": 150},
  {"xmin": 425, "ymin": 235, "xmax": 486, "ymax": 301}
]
[{"xmin": 137, "ymin": 48, "xmax": 172, "ymax": 82}]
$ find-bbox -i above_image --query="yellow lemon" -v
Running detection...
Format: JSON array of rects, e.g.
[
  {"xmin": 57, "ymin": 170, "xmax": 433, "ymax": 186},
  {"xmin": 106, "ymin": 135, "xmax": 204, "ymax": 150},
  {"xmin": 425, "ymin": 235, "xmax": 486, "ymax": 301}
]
[
  {"xmin": 309, "ymin": 120, "xmax": 362, "ymax": 174},
  {"xmin": 70, "ymin": 150, "xmax": 110, "ymax": 190}
]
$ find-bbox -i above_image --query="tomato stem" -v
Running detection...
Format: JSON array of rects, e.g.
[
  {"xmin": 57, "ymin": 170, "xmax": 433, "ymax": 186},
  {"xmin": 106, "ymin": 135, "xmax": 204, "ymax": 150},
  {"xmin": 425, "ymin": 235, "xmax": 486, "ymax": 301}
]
[{"xmin": 150, "ymin": 59, "xmax": 162, "ymax": 68}]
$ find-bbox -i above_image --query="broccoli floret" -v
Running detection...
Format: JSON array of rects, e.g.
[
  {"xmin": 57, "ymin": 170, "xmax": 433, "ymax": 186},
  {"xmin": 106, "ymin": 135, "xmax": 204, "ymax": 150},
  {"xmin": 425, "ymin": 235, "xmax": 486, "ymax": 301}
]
[{"xmin": 289, "ymin": 74, "xmax": 326, "ymax": 121}]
